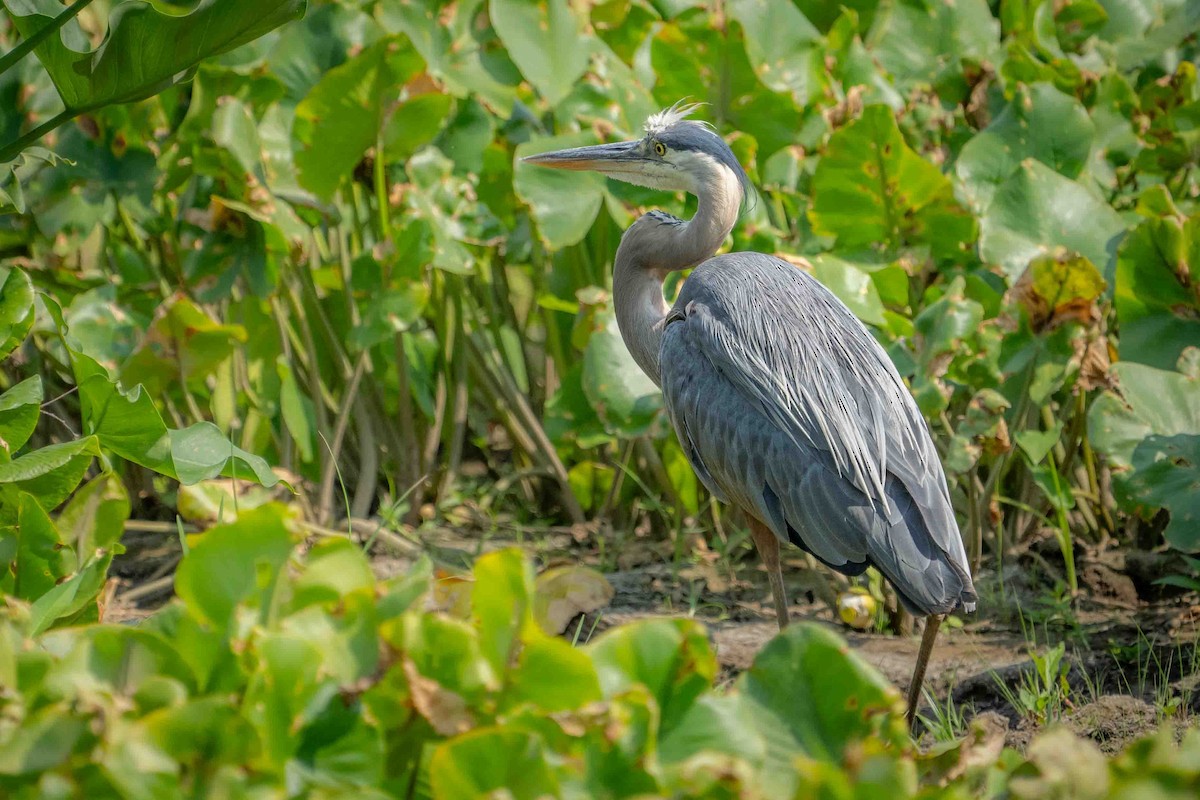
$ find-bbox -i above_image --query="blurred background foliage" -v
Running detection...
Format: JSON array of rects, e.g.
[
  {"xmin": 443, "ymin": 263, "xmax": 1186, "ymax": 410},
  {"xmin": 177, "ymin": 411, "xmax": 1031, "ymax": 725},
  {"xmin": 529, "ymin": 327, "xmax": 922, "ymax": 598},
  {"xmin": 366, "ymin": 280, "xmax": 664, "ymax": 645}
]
[{"xmin": 0, "ymin": 0, "xmax": 1198, "ymax": 588}]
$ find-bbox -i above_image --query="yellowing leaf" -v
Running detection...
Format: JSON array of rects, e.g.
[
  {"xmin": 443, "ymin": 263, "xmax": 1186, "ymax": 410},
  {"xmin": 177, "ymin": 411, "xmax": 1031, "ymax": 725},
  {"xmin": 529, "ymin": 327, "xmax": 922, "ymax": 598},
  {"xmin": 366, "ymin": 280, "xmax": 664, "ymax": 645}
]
[{"xmin": 533, "ymin": 566, "xmax": 614, "ymax": 636}]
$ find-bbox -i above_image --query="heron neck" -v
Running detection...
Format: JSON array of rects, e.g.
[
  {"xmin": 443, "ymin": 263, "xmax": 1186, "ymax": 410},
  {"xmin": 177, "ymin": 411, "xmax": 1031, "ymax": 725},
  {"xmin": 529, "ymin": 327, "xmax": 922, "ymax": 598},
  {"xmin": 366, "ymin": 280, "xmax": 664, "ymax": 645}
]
[{"xmin": 612, "ymin": 169, "xmax": 740, "ymax": 386}]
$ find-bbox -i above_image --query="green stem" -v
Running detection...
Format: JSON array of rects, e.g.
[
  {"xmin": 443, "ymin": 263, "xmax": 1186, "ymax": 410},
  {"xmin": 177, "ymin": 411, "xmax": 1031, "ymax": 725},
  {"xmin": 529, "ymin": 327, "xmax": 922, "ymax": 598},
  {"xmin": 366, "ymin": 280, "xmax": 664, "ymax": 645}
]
[
  {"xmin": 0, "ymin": 108, "xmax": 75, "ymax": 162},
  {"xmin": 0, "ymin": 0, "xmax": 96, "ymax": 78}
]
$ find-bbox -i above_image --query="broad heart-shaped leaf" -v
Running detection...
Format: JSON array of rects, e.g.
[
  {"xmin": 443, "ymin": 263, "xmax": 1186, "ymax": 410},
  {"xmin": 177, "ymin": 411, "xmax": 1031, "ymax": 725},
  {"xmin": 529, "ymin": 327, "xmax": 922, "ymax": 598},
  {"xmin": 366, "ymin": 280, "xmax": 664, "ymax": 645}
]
[
  {"xmin": 470, "ymin": 548, "xmax": 536, "ymax": 676},
  {"xmin": 490, "ymin": 0, "xmax": 591, "ymax": 106},
  {"xmin": 728, "ymin": 0, "xmax": 823, "ymax": 105},
  {"xmin": 956, "ymin": 82, "xmax": 1095, "ymax": 212},
  {"xmin": 1089, "ymin": 361, "xmax": 1200, "ymax": 545},
  {"xmin": 0, "ymin": 266, "xmax": 34, "ymax": 361},
  {"xmin": 1127, "ymin": 434, "xmax": 1200, "ymax": 551},
  {"xmin": 174, "ymin": 504, "xmax": 297, "ymax": 630},
  {"xmin": 515, "ymin": 133, "xmax": 608, "ymax": 249},
  {"xmin": 809, "ymin": 105, "xmax": 976, "ymax": 259},
  {"xmin": 867, "ymin": 0, "xmax": 1000, "ymax": 94},
  {"xmin": 292, "ymin": 37, "xmax": 400, "ymax": 200},
  {"xmin": 120, "ymin": 295, "xmax": 248, "ymax": 396},
  {"xmin": 3, "ymin": 0, "xmax": 306, "ymax": 113},
  {"xmin": 0, "ymin": 376, "xmax": 42, "ymax": 456},
  {"xmin": 429, "ymin": 728, "xmax": 560, "ymax": 800},
  {"xmin": 582, "ymin": 309, "xmax": 663, "ymax": 438},
  {"xmin": 735, "ymin": 623, "xmax": 909, "ymax": 798},
  {"xmin": 980, "ymin": 159, "xmax": 1126, "ymax": 284},
  {"xmin": 1114, "ymin": 212, "xmax": 1200, "ymax": 370}
]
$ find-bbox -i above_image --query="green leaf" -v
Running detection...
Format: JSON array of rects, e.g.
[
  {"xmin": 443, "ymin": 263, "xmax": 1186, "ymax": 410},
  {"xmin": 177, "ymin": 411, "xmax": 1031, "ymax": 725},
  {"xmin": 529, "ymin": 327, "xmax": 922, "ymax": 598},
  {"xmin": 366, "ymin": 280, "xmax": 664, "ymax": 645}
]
[
  {"xmin": 586, "ymin": 618, "xmax": 716, "ymax": 734},
  {"xmin": 0, "ymin": 266, "xmax": 34, "ymax": 361},
  {"xmin": 810, "ymin": 105, "xmax": 976, "ymax": 258},
  {"xmin": 168, "ymin": 423, "xmax": 278, "ymax": 486},
  {"xmin": 868, "ymin": 0, "xmax": 1000, "ymax": 94},
  {"xmin": 515, "ymin": 133, "xmax": 608, "ymax": 249},
  {"xmin": 956, "ymin": 82, "xmax": 1095, "ymax": 212},
  {"xmin": 979, "ymin": 159, "xmax": 1126, "ymax": 284},
  {"xmin": 292, "ymin": 38, "xmax": 397, "ymax": 200},
  {"xmin": 810, "ymin": 255, "xmax": 887, "ymax": 327},
  {"xmin": 429, "ymin": 729, "xmax": 560, "ymax": 800},
  {"xmin": 173, "ymin": 504, "xmax": 297, "ymax": 629},
  {"xmin": 0, "ymin": 147, "xmax": 66, "ymax": 214},
  {"xmin": 276, "ymin": 357, "xmax": 315, "ymax": 463},
  {"xmin": 470, "ymin": 548, "xmax": 535, "ymax": 675},
  {"xmin": 0, "ymin": 436, "xmax": 100, "ymax": 491},
  {"xmin": 490, "ymin": 0, "xmax": 591, "ymax": 106},
  {"xmin": 1114, "ymin": 212, "xmax": 1200, "ymax": 370},
  {"xmin": 582, "ymin": 309, "xmax": 663, "ymax": 437},
  {"xmin": 736, "ymin": 623, "xmax": 909, "ymax": 797},
  {"xmin": 2, "ymin": 0, "xmax": 306, "ymax": 112},
  {"xmin": 728, "ymin": 0, "xmax": 822, "ymax": 105},
  {"xmin": 509, "ymin": 635, "xmax": 603, "ymax": 712},
  {"xmin": 0, "ymin": 376, "xmax": 42, "ymax": 456}
]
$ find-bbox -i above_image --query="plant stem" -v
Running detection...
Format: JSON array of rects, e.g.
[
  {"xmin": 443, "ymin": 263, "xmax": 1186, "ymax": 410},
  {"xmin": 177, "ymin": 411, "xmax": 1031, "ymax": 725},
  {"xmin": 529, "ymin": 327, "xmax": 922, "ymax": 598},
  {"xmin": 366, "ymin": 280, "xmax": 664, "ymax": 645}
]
[
  {"xmin": 0, "ymin": 0, "xmax": 96, "ymax": 78},
  {"xmin": 0, "ymin": 108, "xmax": 75, "ymax": 162}
]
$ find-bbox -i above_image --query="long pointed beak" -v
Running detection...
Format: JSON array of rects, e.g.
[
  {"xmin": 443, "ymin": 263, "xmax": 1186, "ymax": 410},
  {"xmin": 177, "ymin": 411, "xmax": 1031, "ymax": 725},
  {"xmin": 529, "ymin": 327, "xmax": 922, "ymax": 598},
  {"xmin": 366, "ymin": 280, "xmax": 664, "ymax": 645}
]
[{"xmin": 522, "ymin": 140, "xmax": 644, "ymax": 171}]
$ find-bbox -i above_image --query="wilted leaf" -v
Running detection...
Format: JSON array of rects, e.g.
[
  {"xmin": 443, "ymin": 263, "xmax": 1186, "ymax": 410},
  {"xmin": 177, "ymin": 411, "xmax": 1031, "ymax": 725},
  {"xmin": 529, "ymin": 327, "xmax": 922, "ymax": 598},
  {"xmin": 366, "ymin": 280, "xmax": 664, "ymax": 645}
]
[
  {"xmin": 1012, "ymin": 249, "xmax": 1106, "ymax": 330},
  {"xmin": 533, "ymin": 565, "xmax": 614, "ymax": 635}
]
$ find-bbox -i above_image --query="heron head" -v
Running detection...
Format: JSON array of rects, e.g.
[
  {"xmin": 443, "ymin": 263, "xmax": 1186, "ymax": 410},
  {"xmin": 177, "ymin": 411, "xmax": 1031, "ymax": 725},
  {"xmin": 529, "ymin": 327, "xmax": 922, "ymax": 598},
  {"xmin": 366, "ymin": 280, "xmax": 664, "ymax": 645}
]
[{"xmin": 523, "ymin": 102, "xmax": 751, "ymax": 203}]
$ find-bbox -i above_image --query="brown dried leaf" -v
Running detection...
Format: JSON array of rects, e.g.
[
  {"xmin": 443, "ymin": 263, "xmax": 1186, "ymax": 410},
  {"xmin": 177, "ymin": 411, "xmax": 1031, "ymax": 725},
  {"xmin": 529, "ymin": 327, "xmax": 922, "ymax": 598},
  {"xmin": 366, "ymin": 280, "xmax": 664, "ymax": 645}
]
[
  {"xmin": 403, "ymin": 658, "xmax": 474, "ymax": 736},
  {"xmin": 533, "ymin": 566, "xmax": 614, "ymax": 635}
]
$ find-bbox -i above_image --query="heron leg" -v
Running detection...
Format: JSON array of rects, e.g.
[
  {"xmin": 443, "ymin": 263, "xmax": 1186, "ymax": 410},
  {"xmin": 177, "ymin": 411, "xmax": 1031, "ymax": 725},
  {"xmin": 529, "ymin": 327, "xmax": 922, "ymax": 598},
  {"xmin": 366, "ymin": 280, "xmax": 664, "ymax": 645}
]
[
  {"xmin": 747, "ymin": 516, "xmax": 790, "ymax": 630},
  {"xmin": 905, "ymin": 614, "xmax": 944, "ymax": 729}
]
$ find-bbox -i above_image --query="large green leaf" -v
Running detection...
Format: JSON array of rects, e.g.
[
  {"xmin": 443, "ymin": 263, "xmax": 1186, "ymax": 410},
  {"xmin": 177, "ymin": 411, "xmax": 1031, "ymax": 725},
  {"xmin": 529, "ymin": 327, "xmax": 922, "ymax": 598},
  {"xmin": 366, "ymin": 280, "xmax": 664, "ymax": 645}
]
[
  {"xmin": 728, "ymin": 0, "xmax": 823, "ymax": 105},
  {"xmin": 1114, "ymin": 210, "xmax": 1200, "ymax": 370},
  {"xmin": 429, "ymin": 729, "xmax": 560, "ymax": 800},
  {"xmin": 956, "ymin": 82, "xmax": 1095, "ymax": 212},
  {"xmin": 515, "ymin": 133, "xmax": 608, "ymax": 249},
  {"xmin": 810, "ymin": 105, "xmax": 976, "ymax": 258},
  {"xmin": 736, "ymin": 623, "xmax": 910, "ymax": 797},
  {"xmin": 174, "ymin": 504, "xmax": 297, "ymax": 629},
  {"xmin": 586, "ymin": 617, "xmax": 716, "ymax": 735},
  {"xmin": 490, "ymin": 0, "xmax": 591, "ymax": 106},
  {"xmin": 1089, "ymin": 360, "xmax": 1200, "ymax": 548},
  {"xmin": 581, "ymin": 309, "xmax": 663, "ymax": 438},
  {"xmin": 810, "ymin": 255, "xmax": 887, "ymax": 326},
  {"xmin": 292, "ymin": 37, "xmax": 402, "ymax": 200},
  {"xmin": 979, "ymin": 159, "xmax": 1126, "ymax": 283},
  {"xmin": 3, "ymin": 0, "xmax": 307, "ymax": 112},
  {"xmin": 868, "ymin": 0, "xmax": 1000, "ymax": 93}
]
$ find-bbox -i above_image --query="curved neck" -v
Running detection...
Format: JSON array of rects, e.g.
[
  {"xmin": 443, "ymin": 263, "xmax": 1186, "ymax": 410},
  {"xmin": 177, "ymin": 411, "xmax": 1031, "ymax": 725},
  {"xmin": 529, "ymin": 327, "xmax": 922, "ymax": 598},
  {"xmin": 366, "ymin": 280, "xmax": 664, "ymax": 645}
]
[{"xmin": 612, "ymin": 166, "xmax": 742, "ymax": 386}]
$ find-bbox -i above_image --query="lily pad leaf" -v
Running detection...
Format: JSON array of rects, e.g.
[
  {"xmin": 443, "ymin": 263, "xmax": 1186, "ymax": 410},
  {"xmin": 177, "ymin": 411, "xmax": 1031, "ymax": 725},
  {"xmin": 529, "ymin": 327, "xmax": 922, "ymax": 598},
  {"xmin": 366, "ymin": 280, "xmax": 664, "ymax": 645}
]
[
  {"xmin": 980, "ymin": 159, "xmax": 1125, "ymax": 284},
  {"xmin": 581, "ymin": 309, "xmax": 662, "ymax": 437}
]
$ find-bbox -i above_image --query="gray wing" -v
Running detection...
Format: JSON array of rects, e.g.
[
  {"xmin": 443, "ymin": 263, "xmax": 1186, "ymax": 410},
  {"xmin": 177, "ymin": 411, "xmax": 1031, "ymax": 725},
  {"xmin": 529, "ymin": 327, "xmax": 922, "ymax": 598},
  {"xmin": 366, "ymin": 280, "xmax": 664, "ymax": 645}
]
[{"xmin": 659, "ymin": 254, "xmax": 976, "ymax": 615}]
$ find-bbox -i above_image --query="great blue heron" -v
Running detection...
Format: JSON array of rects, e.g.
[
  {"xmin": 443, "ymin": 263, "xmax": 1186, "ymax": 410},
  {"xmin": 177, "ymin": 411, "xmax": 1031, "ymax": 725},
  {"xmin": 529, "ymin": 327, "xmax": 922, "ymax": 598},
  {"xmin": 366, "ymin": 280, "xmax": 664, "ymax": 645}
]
[{"xmin": 525, "ymin": 103, "xmax": 977, "ymax": 724}]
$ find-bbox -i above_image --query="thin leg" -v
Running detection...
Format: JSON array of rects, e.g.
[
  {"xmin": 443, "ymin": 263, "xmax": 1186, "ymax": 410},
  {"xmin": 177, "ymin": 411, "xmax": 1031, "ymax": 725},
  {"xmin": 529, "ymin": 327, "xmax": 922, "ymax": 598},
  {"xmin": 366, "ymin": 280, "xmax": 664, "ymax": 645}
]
[
  {"xmin": 905, "ymin": 614, "xmax": 944, "ymax": 729},
  {"xmin": 747, "ymin": 516, "xmax": 790, "ymax": 630}
]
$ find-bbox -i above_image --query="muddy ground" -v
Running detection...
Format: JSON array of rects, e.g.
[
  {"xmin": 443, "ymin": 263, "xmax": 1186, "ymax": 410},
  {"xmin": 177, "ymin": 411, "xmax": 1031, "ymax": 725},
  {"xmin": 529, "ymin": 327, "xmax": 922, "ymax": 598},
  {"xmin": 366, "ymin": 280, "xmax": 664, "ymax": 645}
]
[{"xmin": 108, "ymin": 516, "xmax": 1200, "ymax": 753}]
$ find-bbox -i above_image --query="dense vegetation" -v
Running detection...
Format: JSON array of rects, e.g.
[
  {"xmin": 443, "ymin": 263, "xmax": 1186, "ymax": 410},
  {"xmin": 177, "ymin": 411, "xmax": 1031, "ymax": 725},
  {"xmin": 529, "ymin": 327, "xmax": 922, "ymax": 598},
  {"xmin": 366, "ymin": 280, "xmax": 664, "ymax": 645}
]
[{"xmin": 1, "ymin": 0, "xmax": 1198, "ymax": 796}]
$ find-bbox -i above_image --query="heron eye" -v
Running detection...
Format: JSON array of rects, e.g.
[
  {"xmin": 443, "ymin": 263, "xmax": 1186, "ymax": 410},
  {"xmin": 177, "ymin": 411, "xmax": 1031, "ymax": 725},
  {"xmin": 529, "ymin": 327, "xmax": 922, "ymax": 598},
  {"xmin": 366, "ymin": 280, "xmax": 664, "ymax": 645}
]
[{"xmin": 653, "ymin": 141, "xmax": 667, "ymax": 157}]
